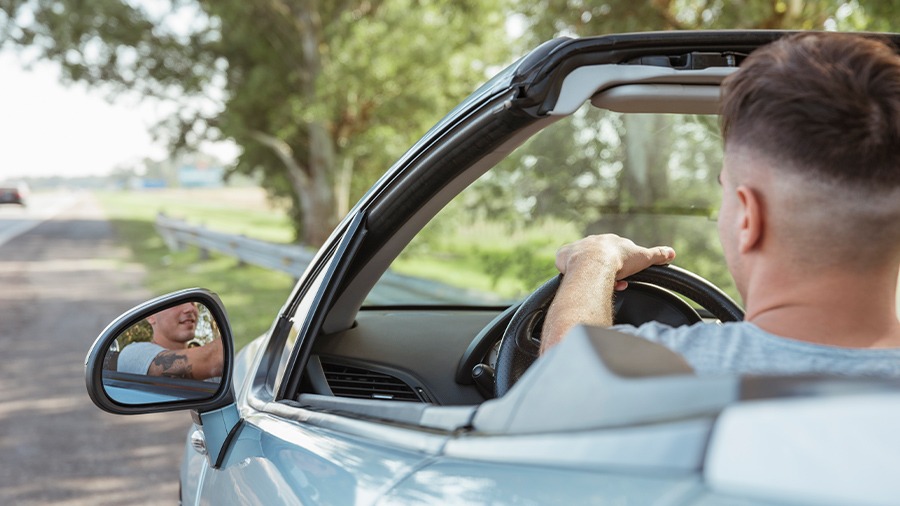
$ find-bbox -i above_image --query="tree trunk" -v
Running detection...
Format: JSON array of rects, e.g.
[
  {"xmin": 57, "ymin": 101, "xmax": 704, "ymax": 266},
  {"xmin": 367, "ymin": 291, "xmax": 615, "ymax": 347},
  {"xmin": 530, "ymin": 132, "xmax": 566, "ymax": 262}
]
[
  {"xmin": 587, "ymin": 114, "xmax": 673, "ymax": 246},
  {"xmin": 250, "ymin": 130, "xmax": 337, "ymax": 246},
  {"xmin": 622, "ymin": 114, "xmax": 672, "ymax": 245},
  {"xmin": 249, "ymin": 2, "xmax": 338, "ymax": 247},
  {"xmin": 303, "ymin": 122, "xmax": 339, "ymax": 246}
]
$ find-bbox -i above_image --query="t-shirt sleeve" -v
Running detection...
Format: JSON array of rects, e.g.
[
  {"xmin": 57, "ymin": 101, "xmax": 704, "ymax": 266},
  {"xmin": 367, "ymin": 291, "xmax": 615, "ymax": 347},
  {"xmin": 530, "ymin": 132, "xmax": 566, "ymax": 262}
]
[
  {"xmin": 117, "ymin": 342, "xmax": 164, "ymax": 375},
  {"xmin": 612, "ymin": 322, "xmax": 900, "ymax": 377}
]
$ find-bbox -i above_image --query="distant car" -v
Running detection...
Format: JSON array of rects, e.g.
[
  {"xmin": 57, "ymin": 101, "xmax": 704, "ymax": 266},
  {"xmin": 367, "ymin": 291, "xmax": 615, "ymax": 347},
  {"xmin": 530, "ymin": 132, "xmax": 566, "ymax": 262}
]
[
  {"xmin": 0, "ymin": 183, "xmax": 27, "ymax": 206},
  {"xmin": 86, "ymin": 31, "xmax": 900, "ymax": 505}
]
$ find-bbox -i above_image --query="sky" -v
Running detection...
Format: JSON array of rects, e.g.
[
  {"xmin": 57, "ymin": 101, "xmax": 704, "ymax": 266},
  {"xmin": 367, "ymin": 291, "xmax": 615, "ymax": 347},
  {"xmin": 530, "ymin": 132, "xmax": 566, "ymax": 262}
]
[{"xmin": 0, "ymin": 49, "xmax": 235, "ymax": 180}]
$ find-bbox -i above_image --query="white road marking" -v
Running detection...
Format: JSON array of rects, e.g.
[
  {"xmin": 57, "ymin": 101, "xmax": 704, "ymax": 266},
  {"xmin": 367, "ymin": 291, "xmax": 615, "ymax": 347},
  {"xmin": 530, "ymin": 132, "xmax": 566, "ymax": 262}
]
[{"xmin": 0, "ymin": 192, "xmax": 83, "ymax": 248}]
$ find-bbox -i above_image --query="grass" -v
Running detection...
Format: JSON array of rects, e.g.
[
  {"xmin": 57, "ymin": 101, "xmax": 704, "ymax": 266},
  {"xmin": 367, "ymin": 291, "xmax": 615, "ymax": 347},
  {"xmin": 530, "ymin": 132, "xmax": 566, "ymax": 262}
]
[
  {"xmin": 95, "ymin": 186, "xmax": 561, "ymax": 351},
  {"xmin": 96, "ymin": 188, "xmax": 296, "ymax": 350},
  {"xmin": 391, "ymin": 218, "xmax": 578, "ymax": 300},
  {"xmin": 98, "ymin": 187, "xmax": 295, "ymax": 242}
]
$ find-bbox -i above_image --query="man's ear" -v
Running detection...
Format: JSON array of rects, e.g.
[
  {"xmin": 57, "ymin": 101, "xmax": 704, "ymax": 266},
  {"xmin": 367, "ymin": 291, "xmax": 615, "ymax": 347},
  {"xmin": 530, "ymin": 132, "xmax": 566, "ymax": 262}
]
[{"xmin": 736, "ymin": 185, "xmax": 764, "ymax": 253}]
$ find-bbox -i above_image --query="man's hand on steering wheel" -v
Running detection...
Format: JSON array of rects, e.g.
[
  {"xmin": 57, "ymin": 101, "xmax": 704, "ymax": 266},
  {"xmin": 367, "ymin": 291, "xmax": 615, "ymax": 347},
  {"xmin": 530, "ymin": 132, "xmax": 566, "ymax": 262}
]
[
  {"xmin": 542, "ymin": 234, "xmax": 677, "ymax": 354},
  {"xmin": 492, "ymin": 234, "xmax": 744, "ymax": 398}
]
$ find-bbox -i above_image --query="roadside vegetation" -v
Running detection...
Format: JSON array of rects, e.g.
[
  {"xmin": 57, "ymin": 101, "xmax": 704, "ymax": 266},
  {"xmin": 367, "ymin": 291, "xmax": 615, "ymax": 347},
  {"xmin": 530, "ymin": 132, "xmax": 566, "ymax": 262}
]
[
  {"xmin": 95, "ymin": 187, "xmax": 565, "ymax": 348},
  {"xmin": 96, "ymin": 188, "xmax": 295, "ymax": 350},
  {"xmin": 95, "ymin": 186, "xmax": 568, "ymax": 338}
]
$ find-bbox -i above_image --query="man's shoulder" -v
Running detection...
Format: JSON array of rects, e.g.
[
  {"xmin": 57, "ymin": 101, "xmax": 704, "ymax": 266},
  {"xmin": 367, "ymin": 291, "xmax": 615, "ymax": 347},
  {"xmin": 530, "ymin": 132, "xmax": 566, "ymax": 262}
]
[
  {"xmin": 120, "ymin": 341, "xmax": 165, "ymax": 356},
  {"xmin": 613, "ymin": 321, "xmax": 900, "ymax": 377},
  {"xmin": 614, "ymin": 320, "xmax": 761, "ymax": 343},
  {"xmin": 117, "ymin": 341, "xmax": 166, "ymax": 375}
]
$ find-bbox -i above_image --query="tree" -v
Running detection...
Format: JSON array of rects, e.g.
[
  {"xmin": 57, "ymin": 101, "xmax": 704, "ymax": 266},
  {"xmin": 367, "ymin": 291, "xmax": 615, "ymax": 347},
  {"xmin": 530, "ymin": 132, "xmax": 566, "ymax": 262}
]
[
  {"xmin": 510, "ymin": 0, "xmax": 894, "ymax": 49},
  {"xmin": 507, "ymin": 0, "xmax": 898, "ymax": 209},
  {"xmin": 476, "ymin": 0, "xmax": 897, "ymax": 295},
  {"xmin": 1, "ymin": 0, "xmax": 511, "ymax": 245}
]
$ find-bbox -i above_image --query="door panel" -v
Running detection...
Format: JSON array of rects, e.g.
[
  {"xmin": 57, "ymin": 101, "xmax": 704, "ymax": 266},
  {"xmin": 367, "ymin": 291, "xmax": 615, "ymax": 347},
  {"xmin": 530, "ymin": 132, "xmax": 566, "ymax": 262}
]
[
  {"xmin": 196, "ymin": 414, "xmax": 438, "ymax": 505},
  {"xmin": 381, "ymin": 459, "xmax": 702, "ymax": 504}
]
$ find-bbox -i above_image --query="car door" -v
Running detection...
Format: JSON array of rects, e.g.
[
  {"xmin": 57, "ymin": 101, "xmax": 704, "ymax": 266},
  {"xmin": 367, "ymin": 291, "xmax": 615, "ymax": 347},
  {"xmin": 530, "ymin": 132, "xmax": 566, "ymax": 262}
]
[
  {"xmin": 192, "ymin": 415, "xmax": 443, "ymax": 505},
  {"xmin": 179, "ymin": 213, "xmax": 450, "ymax": 504}
]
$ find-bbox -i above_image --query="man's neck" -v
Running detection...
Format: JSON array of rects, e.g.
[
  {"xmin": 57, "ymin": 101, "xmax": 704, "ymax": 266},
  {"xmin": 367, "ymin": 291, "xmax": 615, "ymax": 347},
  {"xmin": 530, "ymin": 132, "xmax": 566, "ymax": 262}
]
[
  {"xmin": 742, "ymin": 264, "xmax": 900, "ymax": 348},
  {"xmin": 150, "ymin": 336, "xmax": 185, "ymax": 350}
]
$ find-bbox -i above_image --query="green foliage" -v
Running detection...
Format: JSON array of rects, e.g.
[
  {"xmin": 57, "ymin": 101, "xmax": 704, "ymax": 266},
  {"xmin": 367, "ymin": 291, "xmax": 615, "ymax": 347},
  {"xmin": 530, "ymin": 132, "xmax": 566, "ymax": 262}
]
[
  {"xmin": 1, "ymin": 0, "xmax": 513, "ymax": 246},
  {"xmin": 856, "ymin": 0, "xmax": 900, "ymax": 31},
  {"xmin": 6, "ymin": 0, "xmax": 894, "ymax": 311},
  {"xmin": 118, "ymin": 319, "xmax": 152, "ymax": 349},
  {"xmin": 474, "ymin": 241, "xmax": 561, "ymax": 292},
  {"xmin": 96, "ymin": 190, "xmax": 295, "ymax": 350},
  {"xmin": 389, "ymin": 107, "xmax": 739, "ymax": 304},
  {"xmin": 509, "ymin": 0, "xmax": 891, "ymax": 50},
  {"xmin": 393, "ymin": 193, "xmax": 582, "ymax": 300},
  {"xmin": 486, "ymin": 0, "xmax": 893, "ymax": 301}
]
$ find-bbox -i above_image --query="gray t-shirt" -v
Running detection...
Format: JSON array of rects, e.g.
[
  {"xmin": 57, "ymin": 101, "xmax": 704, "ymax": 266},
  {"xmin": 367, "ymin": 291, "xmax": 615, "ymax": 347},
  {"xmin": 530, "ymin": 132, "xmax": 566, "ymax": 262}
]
[
  {"xmin": 117, "ymin": 341, "xmax": 166, "ymax": 375},
  {"xmin": 614, "ymin": 321, "xmax": 900, "ymax": 378}
]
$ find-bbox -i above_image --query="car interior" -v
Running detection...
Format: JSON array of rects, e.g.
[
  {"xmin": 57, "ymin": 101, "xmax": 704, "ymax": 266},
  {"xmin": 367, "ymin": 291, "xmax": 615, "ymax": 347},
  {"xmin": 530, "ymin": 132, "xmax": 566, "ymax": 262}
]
[{"xmin": 276, "ymin": 60, "xmax": 752, "ymax": 431}]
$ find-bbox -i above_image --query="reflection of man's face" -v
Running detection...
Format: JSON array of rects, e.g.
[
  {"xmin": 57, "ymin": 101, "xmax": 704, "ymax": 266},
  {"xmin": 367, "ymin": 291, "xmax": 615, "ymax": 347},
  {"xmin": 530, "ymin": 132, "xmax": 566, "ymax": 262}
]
[{"xmin": 148, "ymin": 303, "xmax": 198, "ymax": 346}]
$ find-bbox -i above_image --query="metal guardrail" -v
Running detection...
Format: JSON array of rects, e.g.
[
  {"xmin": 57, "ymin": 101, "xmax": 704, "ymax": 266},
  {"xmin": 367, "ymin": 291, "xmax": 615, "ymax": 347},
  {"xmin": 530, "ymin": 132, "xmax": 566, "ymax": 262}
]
[
  {"xmin": 154, "ymin": 214, "xmax": 508, "ymax": 305},
  {"xmin": 155, "ymin": 213, "xmax": 316, "ymax": 277}
]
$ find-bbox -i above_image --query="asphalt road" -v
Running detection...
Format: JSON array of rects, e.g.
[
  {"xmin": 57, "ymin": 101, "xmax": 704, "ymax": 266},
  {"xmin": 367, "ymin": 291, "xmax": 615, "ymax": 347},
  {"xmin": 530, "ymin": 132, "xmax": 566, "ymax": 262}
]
[{"xmin": 0, "ymin": 193, "xmax": 191, "ymax": 505}]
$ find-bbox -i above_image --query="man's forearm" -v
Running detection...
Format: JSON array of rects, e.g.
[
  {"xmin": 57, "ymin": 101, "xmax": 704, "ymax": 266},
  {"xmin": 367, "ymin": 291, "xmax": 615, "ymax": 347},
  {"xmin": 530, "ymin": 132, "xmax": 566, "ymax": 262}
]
[
  {"xmin": 539, "ymin": 234, "xmax": 675, "ymax": 355},
  {"xmin": 540, "ymin": 259, "xmax": 617, "ymax": 355},
  {"xmin": 188, "ymin": 339, "xmax": 224, "ymax": 379},
  {"xmin": 149, "ymin": 350, "xmax": 193, "ymax": 378}
]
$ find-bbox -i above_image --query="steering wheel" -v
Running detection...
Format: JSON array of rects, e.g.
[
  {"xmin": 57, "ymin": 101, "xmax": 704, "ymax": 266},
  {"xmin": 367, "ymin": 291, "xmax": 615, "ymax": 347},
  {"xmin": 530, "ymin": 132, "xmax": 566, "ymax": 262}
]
[{"xmin": 494, "ymin": 264, "xmax": 744, "ymax": 397}]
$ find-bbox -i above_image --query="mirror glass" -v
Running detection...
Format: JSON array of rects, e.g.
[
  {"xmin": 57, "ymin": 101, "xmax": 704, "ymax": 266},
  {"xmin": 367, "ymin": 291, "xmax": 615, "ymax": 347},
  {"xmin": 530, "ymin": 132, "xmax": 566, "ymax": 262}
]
[{"xmin": 102, "ymin": 302, "xmax": 224, "ymax": 405}]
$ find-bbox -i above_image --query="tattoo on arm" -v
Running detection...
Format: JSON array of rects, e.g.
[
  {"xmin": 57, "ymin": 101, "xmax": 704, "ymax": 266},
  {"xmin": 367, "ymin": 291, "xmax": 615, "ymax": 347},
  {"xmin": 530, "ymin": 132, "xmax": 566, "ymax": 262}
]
[{"xmin": 152, "ymin": 352, "xmax": 195, "ymax": 379}]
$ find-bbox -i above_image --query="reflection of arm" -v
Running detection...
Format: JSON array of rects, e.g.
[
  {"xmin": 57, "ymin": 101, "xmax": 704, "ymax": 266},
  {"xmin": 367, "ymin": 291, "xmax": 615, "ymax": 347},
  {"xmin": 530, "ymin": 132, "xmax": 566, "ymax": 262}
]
[
  {"xmin": 117, "ymin": 342, "xmax": 164, "ymax": 375},
  {"xmin": 147, "ymin": 338, "xmax": 223, "ymax": 380}
]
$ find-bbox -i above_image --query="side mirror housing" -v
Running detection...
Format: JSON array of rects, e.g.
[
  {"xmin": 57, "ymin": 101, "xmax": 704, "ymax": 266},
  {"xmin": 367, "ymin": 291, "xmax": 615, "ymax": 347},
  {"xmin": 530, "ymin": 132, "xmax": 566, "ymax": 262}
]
[{"xmin": 84, "ymin": 288, "xmax": 235, "ymax": 416}]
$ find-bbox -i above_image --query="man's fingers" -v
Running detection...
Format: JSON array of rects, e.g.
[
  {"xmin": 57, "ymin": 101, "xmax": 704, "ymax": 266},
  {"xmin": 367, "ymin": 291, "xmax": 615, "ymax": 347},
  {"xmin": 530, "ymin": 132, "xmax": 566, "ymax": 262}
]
[
  {"xmin": 649, "ymin": 246, "xmax": 676, "ymax": 264},
  {"xmin": 617, "ymin": 245, "xmax": 676, "ymax": 281},
  {"xmin": 554, "ymin": 236, "xmax": 675, "ymax": 280}
]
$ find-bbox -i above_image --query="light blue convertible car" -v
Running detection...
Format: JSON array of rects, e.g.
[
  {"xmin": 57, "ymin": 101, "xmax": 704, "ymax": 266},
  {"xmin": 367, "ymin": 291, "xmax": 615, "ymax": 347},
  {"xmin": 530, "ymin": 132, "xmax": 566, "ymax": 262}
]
[{"xmin": 86, "ymin": 31, "xmax": 900, "ymax": 505}]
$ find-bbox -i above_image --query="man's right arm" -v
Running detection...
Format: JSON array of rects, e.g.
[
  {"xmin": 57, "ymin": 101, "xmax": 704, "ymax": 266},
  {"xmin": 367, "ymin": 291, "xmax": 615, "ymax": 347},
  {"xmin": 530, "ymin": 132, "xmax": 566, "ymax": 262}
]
[
  {"xmin": 146, "ymin": 338, "xmax": 224, "ymax": 380},
  {"xmin": 540, "ymin": 234, "xmax": 675, "ymax": 355}
]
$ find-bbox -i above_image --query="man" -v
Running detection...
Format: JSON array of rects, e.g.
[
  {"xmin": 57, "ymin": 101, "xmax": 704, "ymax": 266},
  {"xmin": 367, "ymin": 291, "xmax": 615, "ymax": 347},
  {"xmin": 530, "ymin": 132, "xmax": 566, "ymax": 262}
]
[
  {"xmin": 117, "ymin": 302, "xmax": 224, "ymax": 380},
  {"xmin": 541, "ymin": 32, "xmax": 900, "ymax": 376}
]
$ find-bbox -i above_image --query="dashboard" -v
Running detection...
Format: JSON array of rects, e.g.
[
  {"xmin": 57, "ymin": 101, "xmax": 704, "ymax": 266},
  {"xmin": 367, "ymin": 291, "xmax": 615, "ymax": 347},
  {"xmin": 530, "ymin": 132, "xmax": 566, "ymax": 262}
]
[{"xmin": 303, "ymin": 283, "xmax": 706, "ymax": 406}]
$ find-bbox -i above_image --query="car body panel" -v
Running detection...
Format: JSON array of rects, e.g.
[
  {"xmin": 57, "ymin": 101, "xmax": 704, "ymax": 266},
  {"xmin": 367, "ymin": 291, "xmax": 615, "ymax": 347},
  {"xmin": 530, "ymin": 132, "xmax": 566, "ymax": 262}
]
[
  {"xmin": 705, "ymin": 393, "xmax": 900, "ymax": 506},
  {"xmin": 381, "ymin": 459, "xmax": 703, "ymax": 505},
  {"xmin": 194, "ymin": 414, "xmax": 440, "ymax": 505}
]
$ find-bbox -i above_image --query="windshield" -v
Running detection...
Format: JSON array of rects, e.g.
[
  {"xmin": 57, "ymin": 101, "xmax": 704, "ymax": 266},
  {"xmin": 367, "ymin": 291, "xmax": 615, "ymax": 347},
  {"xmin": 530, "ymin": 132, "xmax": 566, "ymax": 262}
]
[{"xmin": 367, "ymin": 105, "xmax": 736, "ymax": 306}]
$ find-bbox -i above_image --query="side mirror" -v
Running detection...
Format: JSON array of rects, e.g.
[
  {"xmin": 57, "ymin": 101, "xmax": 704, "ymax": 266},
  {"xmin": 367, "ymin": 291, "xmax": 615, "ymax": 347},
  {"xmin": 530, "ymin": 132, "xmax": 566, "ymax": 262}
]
[{"xmin": 85, "ymin": 288, "xmax": 235, "ymax": 415}]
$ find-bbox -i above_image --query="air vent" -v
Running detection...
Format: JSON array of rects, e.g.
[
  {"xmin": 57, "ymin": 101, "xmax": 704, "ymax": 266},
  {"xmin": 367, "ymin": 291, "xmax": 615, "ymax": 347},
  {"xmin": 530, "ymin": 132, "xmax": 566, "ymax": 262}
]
[{"xmin": 321, "ymin": 363, "xmax": 424, "ymax": 402}]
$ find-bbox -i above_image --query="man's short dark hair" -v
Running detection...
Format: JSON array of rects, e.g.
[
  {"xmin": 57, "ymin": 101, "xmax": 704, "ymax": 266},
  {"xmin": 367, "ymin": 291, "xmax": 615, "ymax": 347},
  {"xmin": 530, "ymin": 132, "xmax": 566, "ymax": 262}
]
[{"xmin": 720, "ymin": 32, "xmax": 900, "ymax": 189}]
